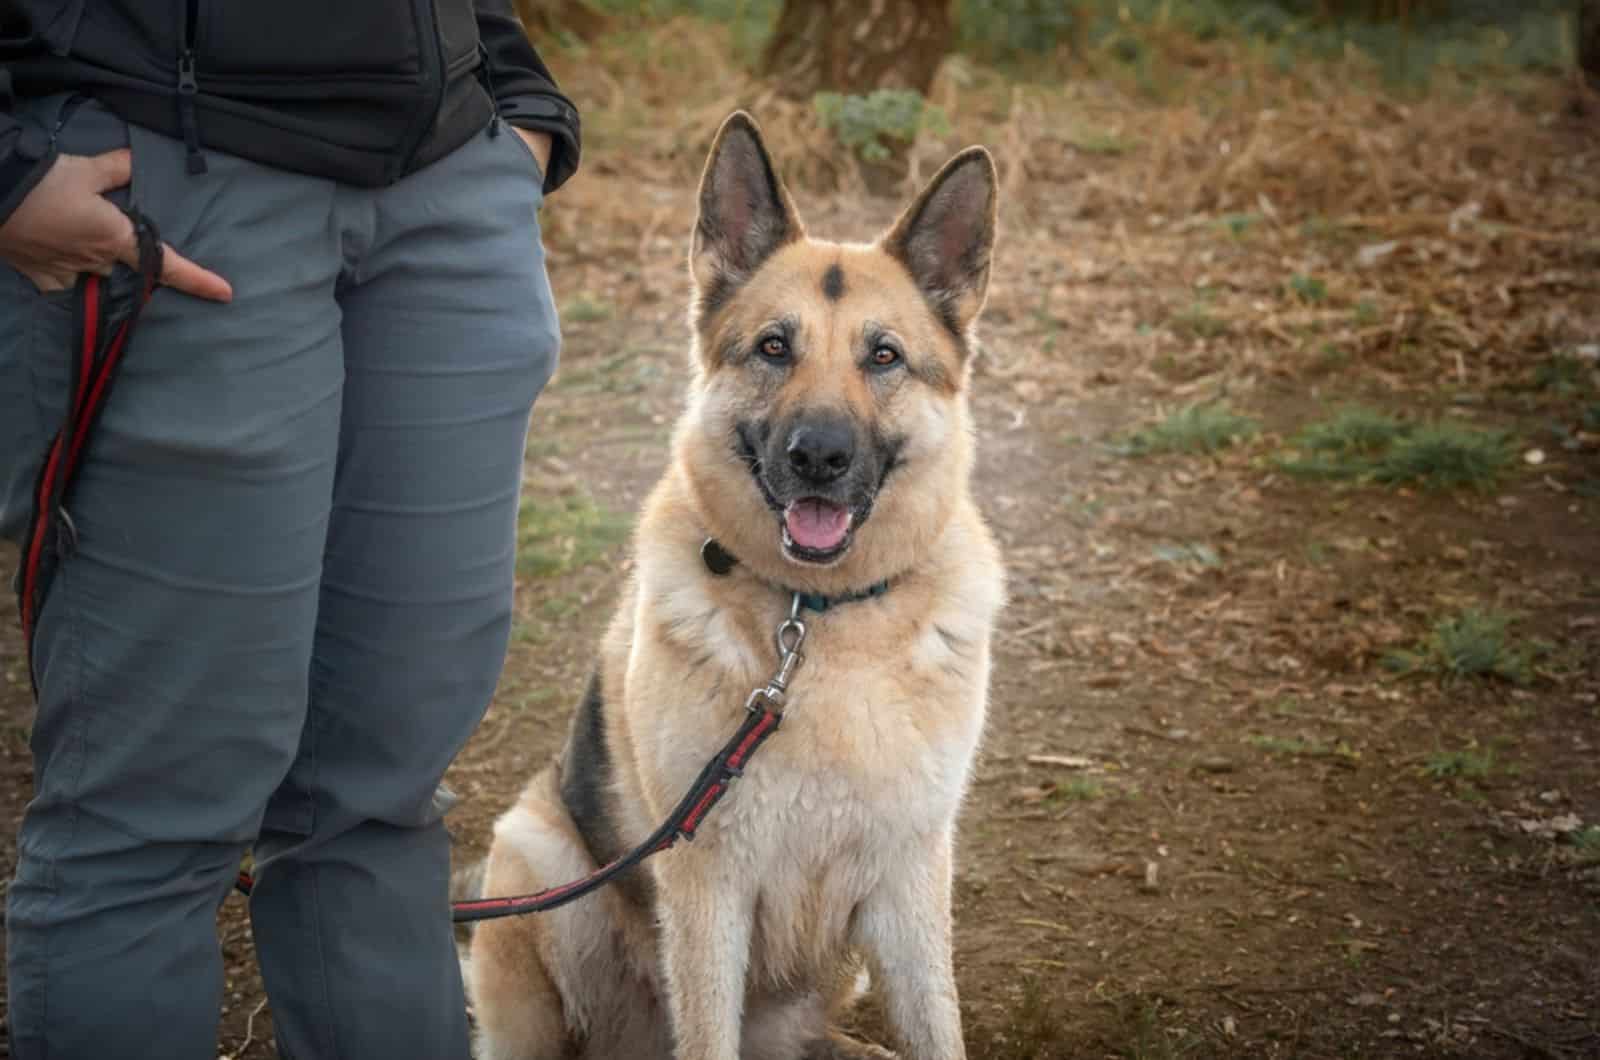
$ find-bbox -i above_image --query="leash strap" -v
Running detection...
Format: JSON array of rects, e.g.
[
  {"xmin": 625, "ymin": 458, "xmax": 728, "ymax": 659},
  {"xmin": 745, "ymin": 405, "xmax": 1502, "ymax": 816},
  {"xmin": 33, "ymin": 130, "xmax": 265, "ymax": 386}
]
[
  {"xmin": 236, "ymin": 596, "xmax": 811, "ymax": 923},
  {"xmin": 16, "ymin": 211, "xmax": 164, "ymax": 692},
  {"xmin": 232, "ymin": 702, "xmax": 785, "ymax": 922},
  {"xmin": 447, "ymin": 700, "xmax": 783, "ymax": 923}
]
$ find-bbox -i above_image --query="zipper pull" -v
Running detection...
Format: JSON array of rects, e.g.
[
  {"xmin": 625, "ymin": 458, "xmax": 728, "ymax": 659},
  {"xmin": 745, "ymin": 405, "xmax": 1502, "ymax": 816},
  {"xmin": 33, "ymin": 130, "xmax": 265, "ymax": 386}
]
[
  {"xmin": 177, "ymin": 50, "xmax": 198, "ymax": 96},
  {"xmin": 176, "ymin": 49, "xmax": 207, "ymax": 174}
]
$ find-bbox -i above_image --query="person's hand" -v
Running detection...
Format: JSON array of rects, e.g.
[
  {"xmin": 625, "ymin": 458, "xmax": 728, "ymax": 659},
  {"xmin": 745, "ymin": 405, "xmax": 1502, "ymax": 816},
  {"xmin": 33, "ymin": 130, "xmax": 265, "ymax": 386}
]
[
  {"xmin": 511, "ymin": 126, "xmax": 552, "ymax": 183},
  {"xmin": 0, "ymin": 150, "xmax": 232, "ymax": 301}
]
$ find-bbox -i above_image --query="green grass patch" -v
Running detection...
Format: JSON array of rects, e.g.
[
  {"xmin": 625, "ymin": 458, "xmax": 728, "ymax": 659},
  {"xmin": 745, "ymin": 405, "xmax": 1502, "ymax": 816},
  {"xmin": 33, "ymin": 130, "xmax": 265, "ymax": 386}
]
[
  {"xmin": 1296, "ymin": 405, "xmax": 1408, "ymax": 454},
  {"xmin": 1048, "ymin": 777, "xmax": 1105, "ymax": 803},
  {"xmin": 1528, "ymin": 353, "xmax": 1594, "ymax": 395},
  {"xmin": 1384, "ymin": 608, "xmax": 1532, "ymax": 684},
  {"xmin": 1372, "ymin": 423, "xmax": 1515, "ymax": 489},
  {"xmin": 1286, "ymin": 273, "xmax": 1328, "ymax": 304},
  {"xmin": 1111, "ymin": 994, "xmax": 1203, "ymax": 1060},
  {"xmin": 1276, "ymin": 410, "xmax": 1513, "ymax": 489},
  {"xmin": 1119, "ymin": 402, "xmax": 1257, "ymax": 456},
  {"xmin": 1423, "ymin": 746, "xmax": 1494, "ymax": 780},
  {"xmin": 562, "ymin": 294, "xmax": 615, "ymax": 323},
  {"xmin": 1065, "ymin": 126, "xmax": 1137, "ymax": 155},
  {"xmin": 990, "ymin": 976, "xmax": 1067, "ymax": 1060},
  {"xmin": 1572, "ymin": 827, "xmax": 1600, "ymax": 865},
  {"xmin": 517, "ymin": 492, "xmax": 632, "ymax": 578},
  {"xmin": 1217, "ymin": 212, "xmax": 1261, "ymax": 237}
]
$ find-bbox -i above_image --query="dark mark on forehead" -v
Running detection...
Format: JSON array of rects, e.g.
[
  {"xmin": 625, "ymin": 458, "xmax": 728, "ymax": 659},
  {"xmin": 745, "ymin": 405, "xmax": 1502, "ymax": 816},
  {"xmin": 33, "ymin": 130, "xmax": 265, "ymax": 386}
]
[{"xmin": 821, "ymin": 263, "xmax": 846, "ymax": 301}]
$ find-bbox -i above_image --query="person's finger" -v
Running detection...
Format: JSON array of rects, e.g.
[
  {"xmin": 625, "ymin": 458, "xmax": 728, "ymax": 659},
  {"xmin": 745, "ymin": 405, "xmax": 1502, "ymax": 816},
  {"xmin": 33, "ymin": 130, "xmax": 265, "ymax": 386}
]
[
  {"xmin": 112, "ymin": 217, "xmax": 231, "ymax": 303},
  {"xmin": 159, "ymin": 245, "xmax": 233, "ymax": 303},
  {"xmin": 89, "ymin": 149, "xmax": 133, "ymax": 193}
]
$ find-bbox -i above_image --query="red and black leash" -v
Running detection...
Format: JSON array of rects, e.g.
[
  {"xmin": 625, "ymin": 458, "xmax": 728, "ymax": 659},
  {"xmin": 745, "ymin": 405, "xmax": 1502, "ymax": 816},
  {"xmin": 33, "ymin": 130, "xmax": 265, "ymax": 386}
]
[
  {"xmin": 16, "ymin": 210, "xmax": 164, "ymax": 691},
  {"xmin": 234, "ymin": 687, "xmax": 787, "ymax": 923},
  {"xmin": 431, "ymin": 604, "xmax": 808, "ymax": 923},
  {"xmin": 246, "ymin": 580, "xmax": 810, "ymax": 923}
]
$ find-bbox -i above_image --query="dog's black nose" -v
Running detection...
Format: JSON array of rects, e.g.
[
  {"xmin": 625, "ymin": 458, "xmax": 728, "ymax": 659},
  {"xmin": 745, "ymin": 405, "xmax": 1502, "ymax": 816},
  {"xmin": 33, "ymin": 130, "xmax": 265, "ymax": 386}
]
[{"xmin": 787, "ymin": 421, "xmax": 855, "ymax": 484}]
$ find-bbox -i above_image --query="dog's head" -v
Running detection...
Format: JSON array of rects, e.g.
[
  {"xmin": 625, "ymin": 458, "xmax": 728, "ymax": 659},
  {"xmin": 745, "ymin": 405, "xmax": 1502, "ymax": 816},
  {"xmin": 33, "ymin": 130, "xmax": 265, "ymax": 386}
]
[{"xmin": 678, "ymin": 111, "xmax": 998, "ymax": 593}]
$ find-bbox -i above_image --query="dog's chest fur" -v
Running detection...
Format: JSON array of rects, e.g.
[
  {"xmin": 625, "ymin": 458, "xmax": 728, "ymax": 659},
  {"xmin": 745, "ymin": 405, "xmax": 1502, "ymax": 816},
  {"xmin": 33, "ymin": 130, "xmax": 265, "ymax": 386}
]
[{"xmin": 598, "ymin": 491, "xmax": 1000, "ymax": 989}]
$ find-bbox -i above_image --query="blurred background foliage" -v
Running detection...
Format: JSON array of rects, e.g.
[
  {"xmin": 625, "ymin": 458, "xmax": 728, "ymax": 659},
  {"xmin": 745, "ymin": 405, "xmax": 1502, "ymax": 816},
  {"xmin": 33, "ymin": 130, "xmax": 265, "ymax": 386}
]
[
  {"xmin": 516, "ymin": 0, "xmax": 1587, "ymax": 180},
  {"xmin": 530, "ymin": 0, "xmax": 1580, "ymax": 89}
]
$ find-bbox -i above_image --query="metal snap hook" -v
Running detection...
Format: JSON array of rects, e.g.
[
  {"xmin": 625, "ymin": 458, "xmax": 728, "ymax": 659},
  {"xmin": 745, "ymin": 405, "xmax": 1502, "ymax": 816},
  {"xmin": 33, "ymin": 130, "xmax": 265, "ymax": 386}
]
[{"xmin": 776, "ymin": 618, "xmax": 806, "ymax": 657}]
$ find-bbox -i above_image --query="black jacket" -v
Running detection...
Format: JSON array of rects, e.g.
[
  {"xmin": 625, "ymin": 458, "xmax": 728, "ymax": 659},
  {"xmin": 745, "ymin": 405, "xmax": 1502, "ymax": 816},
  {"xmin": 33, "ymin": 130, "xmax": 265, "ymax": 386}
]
[{"xmin": 0, "ymin": 0, "xmax": 580, "ymax": 224}]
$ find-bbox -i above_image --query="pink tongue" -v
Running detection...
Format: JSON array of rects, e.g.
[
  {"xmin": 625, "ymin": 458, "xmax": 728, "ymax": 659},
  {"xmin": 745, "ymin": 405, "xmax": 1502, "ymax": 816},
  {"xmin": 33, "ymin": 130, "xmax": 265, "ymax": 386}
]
[{"xmin": 785, "ymin": 499, "xmax": 851, "ymax": 551}]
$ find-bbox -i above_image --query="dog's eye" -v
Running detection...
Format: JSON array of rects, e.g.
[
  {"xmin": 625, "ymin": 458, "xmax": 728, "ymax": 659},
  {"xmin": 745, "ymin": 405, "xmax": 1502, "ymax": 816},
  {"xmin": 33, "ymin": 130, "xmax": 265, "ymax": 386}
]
[
  {"xmin": 870, "ymin": 345, "xmax": 901, "ymax": 369},
  {"xmin": 759, "ymin": 336, "xmax": 790, "ymax": 363}
]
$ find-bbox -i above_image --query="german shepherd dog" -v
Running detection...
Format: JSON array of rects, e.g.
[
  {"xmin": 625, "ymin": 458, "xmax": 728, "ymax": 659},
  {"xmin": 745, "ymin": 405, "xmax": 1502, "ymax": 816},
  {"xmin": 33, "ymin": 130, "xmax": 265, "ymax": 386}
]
[{"xmin": 467, "ymin": 112, "xmax": 1005, "ymax": 1060}]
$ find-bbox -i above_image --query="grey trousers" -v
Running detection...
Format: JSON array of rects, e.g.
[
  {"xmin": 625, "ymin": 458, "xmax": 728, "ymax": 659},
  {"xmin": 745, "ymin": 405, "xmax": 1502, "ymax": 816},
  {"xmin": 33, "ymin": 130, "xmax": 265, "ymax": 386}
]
[{"xmin": 1, "ymin": 97, "xmax": 559, "ymax": 1059}]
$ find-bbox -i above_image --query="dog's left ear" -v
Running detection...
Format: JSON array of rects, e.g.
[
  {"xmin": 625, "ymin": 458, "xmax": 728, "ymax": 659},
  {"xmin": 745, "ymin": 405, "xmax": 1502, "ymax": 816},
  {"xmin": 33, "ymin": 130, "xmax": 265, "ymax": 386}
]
[
  {"xmin": 883, "ymin": 147, "xmax": 998, "ymax": 338},
  {"xmin": 692, "ymin": 112, "xmax": 804, "ymax": 317}
]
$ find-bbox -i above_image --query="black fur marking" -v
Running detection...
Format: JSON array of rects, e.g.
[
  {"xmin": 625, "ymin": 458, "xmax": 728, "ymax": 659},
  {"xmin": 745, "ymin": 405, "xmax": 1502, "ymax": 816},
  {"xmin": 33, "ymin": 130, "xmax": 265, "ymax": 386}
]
[
  {"xmin": 873, "ymin": 431, "xmax": 907, "ymax": 492},
  {"xmin": 734, "ymin": 420, "xmax": 784, "ymax": 513},
  {"xmin": 702, "ymin": 538, "xmax": 739, "ymax": 576},
  {"xmin": 559, "ymin": 673, "xmax": 655, "ymax": 907},
  {"xmin": 821, "ymin": 263, "xmax": 846, "ymax": 301}
]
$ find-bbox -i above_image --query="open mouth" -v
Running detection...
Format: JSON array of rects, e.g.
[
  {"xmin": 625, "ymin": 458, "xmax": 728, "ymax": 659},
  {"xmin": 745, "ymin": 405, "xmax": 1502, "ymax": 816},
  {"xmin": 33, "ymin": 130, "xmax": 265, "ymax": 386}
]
[
  {"xmin": 734, "ymin": 428, "xmax": 862, "ymax": 565},
  {"xmin": 781, "ymin": 497, "xmax": 854, "ymax": 563}
]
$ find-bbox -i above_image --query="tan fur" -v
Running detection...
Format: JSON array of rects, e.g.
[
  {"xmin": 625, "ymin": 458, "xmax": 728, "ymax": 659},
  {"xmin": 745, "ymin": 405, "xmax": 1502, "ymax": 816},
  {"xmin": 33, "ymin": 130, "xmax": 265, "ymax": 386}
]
[{"xmin": 469, "ymin": 113, "xmax": 1004, "ymax": 1060}]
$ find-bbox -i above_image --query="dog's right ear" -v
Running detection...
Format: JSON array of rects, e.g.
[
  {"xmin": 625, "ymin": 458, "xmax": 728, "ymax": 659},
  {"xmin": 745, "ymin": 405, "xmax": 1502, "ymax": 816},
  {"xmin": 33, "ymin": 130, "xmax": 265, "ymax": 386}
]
[{"xmin": 691, "ymin": 112, "xmax": 803, "ymax": 321}]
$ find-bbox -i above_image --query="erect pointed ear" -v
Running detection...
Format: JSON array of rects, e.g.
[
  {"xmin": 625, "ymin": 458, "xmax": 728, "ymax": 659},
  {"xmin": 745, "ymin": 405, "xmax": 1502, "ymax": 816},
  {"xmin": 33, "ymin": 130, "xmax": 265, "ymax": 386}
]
[
  {"xmin": 882, "ymin": 147, "xmax": 998, "ymax": 338},
  {"xmin": 691, "ymin": 111, "xmax": 804, "ymax": 321}
]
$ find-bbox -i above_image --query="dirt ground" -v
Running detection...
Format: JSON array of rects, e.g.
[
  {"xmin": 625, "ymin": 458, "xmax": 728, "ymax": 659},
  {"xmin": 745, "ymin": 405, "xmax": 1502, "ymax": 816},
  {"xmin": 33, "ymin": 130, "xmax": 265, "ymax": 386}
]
[{"xmin": 2, "ymin": 33, "xmax": 1599, "ymax": 1060}]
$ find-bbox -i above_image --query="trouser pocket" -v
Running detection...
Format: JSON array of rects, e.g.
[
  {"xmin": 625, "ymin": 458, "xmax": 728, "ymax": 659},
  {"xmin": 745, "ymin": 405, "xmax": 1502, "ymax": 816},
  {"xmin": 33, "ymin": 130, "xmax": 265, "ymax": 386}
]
[{"xmin": 1, "ymin": 94, "xmax": 135, "ymax": 545}]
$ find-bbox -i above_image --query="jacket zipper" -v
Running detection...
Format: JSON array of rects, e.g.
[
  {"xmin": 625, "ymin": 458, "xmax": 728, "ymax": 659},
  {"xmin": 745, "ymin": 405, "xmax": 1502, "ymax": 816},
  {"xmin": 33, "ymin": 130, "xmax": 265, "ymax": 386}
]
[
  {"xmin": 393, "ymin": 0, "xmax": 447, "ymax": 181},
  {"xmin": 177, "ymin": 0, "xmax": 206, "ymax": 174},
  {"xmin": 475, "ymin": 43, "xmax": 501, "ymax": 137}
]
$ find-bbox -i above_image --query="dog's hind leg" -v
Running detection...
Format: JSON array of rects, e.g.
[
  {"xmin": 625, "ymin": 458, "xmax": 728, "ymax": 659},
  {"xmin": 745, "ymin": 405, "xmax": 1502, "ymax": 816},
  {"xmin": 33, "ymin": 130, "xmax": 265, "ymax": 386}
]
[
  {"xmin": 467, "ymin": 865, "xmax": 569, "ymax": 1060},
  {"xmin": 469, "ymin": 939, "xmax": 569, "ymax": 1060},
  {"xmin": 467, "ymin": 781, "xmax": 580, "ymax": 1060}
]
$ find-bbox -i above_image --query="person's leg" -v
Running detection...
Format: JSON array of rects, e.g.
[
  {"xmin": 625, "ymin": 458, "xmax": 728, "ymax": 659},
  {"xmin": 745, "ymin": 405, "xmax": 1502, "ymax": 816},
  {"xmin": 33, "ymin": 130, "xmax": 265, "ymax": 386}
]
[
  {"xmin": 2, "ymin": 101, "xmax": 344, "ymax": 1059},
  {"xmin": 250, "ymin": 122, "xmax": 559, "ymax": 1059}
]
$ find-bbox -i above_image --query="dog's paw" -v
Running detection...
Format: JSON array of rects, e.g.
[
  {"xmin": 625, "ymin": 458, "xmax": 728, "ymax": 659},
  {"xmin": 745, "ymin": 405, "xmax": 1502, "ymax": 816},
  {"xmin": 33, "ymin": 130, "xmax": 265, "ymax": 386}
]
[{"xmin": 803, "ymin": 1032, "xmax": 898, "ymax": 1060}]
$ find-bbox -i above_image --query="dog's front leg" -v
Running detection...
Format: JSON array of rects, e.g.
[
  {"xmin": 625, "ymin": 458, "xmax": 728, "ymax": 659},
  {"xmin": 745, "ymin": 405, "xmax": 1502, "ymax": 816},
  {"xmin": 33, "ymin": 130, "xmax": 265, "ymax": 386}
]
[
  {"xmin": 852, "ymin": 837, "xmax": 965, "ymax": 1060},
  {"xmin": 656, "ymin": 851, "xmax": 754, "ymax": 1060}
]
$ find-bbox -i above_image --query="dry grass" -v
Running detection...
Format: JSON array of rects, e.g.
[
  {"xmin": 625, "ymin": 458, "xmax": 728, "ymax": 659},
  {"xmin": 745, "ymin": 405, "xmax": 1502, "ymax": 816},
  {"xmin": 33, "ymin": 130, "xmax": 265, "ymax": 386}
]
[{"xmin": 537, "ymin": 12, "xmax": 1599, "ymax": 400}]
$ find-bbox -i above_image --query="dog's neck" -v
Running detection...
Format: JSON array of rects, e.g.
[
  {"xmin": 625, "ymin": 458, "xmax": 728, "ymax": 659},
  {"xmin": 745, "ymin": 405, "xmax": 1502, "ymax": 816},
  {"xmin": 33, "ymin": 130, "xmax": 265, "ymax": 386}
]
[{"xmin": 698, "ymin": 537, "xmax": 891, "ymax": 613}]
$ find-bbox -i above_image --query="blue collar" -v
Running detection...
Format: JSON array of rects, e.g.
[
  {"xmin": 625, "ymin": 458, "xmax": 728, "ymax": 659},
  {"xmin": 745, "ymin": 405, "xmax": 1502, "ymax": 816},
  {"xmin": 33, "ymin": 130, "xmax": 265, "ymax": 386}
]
[{"xmin": 700, "ymin": 538, "xmax": 890, "ymax": 613}]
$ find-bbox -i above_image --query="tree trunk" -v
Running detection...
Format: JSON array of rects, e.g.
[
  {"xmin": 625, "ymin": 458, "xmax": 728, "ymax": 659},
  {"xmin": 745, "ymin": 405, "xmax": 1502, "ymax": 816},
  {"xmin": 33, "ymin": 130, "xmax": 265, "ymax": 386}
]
[
  {"xmin": 761, "ymin": 0, "xmax": 953, "ymax": 101},
  {"xmin": 1581, "ymin": 0, "xmax": 1600, "ymax": 91}
]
